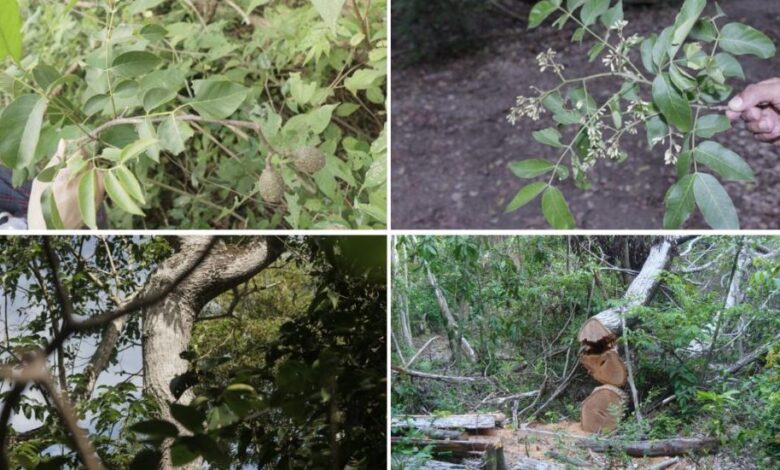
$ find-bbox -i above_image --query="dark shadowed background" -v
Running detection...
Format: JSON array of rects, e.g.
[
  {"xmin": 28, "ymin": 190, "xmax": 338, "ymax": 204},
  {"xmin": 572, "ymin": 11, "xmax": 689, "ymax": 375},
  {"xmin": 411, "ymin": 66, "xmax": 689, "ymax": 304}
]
[{"xmin": 391, "ymin": 0, "xmax": 780, "ymax": 229}]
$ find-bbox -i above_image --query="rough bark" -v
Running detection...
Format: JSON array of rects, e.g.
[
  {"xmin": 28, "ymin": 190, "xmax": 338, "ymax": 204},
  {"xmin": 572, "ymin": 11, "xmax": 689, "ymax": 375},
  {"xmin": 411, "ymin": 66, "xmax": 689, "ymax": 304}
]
[
  {"xmin": 423, "ymin": 262, "xmax": 477, "ymax": 362},
  {"xmin": 581, "ymin": 385, "xmax": 626, "ymax": 433},
  {"xmin": 142, "ymin": 236, "xmax": 283, "ymax": 469}
]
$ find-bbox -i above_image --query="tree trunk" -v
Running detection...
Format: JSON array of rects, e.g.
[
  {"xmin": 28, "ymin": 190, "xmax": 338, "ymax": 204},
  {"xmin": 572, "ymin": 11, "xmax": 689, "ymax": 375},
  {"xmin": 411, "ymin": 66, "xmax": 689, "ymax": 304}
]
[
  {"xmin": 142, "ymin": 237, "xmax": 283, "ymax": 469},
  {"xmin": 392, "ymin": 238, "xmax": 414, "ymax": 349},
  {"xmin": 423, "ymin": 262, "xmax": 477, "ymax": 362},
  {"xmin": 687, "ymin": 242, "xmax": 751, "ymax": 355},
  {"xmin": 579, "ymin": 349, "xmax": 626, "ymax": 387},
  {"xmin": 578, "ymin": 436, "xmax": 719, "ymax": 457},
  {"xmin": 578, "ymin": 237, "xmax": 677, "ymax": 349}
]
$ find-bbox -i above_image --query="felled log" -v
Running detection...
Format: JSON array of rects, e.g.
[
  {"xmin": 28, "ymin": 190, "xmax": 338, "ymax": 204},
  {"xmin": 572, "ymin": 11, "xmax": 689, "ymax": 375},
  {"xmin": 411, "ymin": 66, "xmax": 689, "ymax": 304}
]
[
  {"xmin": 579, "ymin": 349, "xmax": 626, "ymax": 387},
  {"xmin": 392, "ymin": 413, "xmax": 504, "ymax": 431},
  {"xmin": 392, "ymin": 365, "xmax": 489, "ymax": 383},
  {"xmin": 578, "ymin": 237, "xmax": 677, "ymax": 351},
  {"xmin": 513, "ymin": 457, "xmax": 564, "ymax": 470},
  {"xmin": 581, "ymin": 385, "xmax": 626, "ymax": 433},
  {"xmin": 422, "ymin": 461, "xmax": 467, "ymax": 469},
  {"xmin": 578, "ymin": 436, "xmax": 720, "ymax": 457}
]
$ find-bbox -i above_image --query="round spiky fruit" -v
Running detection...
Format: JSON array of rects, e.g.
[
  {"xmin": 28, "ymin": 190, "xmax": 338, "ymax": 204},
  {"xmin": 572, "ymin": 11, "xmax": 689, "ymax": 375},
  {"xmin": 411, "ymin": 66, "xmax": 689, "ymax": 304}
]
[
  {"xmin": 292, "ymin": 146, "xmax": 326, "ymax": 174},
  {"xmin": 259, "ymin": 167, "xmax": 284, "ymax": 204}
]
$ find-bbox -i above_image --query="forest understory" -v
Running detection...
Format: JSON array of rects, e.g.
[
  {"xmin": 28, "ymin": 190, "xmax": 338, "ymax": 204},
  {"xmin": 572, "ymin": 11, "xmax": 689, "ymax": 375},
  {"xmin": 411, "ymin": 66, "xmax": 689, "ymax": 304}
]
[{"xmin": 391, "ymin": 236, "xmax": 780, "ymax": 469}]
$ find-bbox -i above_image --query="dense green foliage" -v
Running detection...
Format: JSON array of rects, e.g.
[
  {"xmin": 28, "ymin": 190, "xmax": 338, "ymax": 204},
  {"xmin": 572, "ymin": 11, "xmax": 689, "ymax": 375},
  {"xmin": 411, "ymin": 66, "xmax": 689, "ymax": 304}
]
[
  {"xmin": 507, "ymin": 0, "xmax": 775, "ymax": 229},
  {"xmin": 392, "ymin": 236, "xmax": 780, "ymax": 467},
  {"xmin": 1, "ymin": 236, "xmax": 386, "ymax": 468},
  {"xmin": 0, "ymin": 0, "xmax": 386, "ymax": 229}
]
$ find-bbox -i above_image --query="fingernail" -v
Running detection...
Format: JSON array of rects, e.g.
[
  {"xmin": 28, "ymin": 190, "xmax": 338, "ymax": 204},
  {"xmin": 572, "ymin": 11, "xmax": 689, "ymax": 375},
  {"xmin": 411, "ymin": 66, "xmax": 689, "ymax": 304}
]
[{"xmin": 729, "ymin": 97, "xmax": 743, "ymax": 110}]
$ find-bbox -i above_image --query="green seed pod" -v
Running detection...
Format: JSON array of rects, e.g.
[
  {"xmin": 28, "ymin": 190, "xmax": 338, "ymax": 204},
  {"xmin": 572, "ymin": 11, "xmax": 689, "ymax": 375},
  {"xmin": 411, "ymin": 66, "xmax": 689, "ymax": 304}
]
[
  {"xmin": 292, "ymin": 146, "xmax": 326, "ymax": 174},
  {"xmin": 259, "ymin": 167, "xmax": 284, "ymax": 204}
]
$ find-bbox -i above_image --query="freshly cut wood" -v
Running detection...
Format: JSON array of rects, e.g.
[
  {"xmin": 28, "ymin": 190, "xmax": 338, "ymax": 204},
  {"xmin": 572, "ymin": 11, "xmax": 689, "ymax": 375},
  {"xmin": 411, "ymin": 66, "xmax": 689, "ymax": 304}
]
[
  {"xmin": 578, "ymin": 317, "xmax": 616, "ymax": 347},
  {"xmin": 581, "ymin": 385, "xmax": 626, "ymax": 433},
  {"xmin": 578, "ymin": 436, "xmax": 719, "ymax": 457},
  {"xmin": 392, "ymin": 414, "xmax": 499, "ymax": 431},
  {"xmin": 579, "ymin": 350, "xmax": 627, "ymax": 387}
]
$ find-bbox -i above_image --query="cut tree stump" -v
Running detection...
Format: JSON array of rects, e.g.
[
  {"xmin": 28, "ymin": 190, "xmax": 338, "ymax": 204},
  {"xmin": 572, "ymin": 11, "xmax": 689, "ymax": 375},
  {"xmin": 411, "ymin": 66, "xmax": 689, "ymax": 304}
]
[
  {"xmin": 578, "ymin": 317, "xmax": 618, "ymax": 350},
  {"xmin": 579, "ymin": 349, "xmax": 627, "ymax": 387},
  {"xmin": 581, "ymin": 385, "xmax": 626, "ymax": 433}
]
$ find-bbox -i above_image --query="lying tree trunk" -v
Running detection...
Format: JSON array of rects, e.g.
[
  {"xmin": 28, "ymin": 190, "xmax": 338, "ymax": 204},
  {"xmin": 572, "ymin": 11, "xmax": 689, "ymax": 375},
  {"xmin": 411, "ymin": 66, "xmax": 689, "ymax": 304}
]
[
  {"xmin": 423, "ymin": 262, "xmax": 477, "ymax": 362},
  {"xmin": 578, "ymin": 237, "xmax": 677, "ymax": 350},
  {"xmin": 581, "ymin": 385, "xmax": 626, "ymax": 433},
  {"xmin": 143, "ymin": 237, "xmax": 283, "ymax": 470},
  {"xmin": 578, "ymin": 436, "xmax": 719, "ymax": 457},
  {"xmin": 513, "ymin": 459, "xmax": 564, "ymax": 470},
  {"xmin": 392, "ymin": 365, "xmax": 488, "ymax": 383},
  {"xmin": 392, "ymin": 413, "xmax": 504, "ymax": 431},
  {"xmin": 391, "ymin": 437, "xmax": 506, "ymax": 469},
  {"xmin": 579, "ymin": 349, "xmax": 626, "ymax": 387}
]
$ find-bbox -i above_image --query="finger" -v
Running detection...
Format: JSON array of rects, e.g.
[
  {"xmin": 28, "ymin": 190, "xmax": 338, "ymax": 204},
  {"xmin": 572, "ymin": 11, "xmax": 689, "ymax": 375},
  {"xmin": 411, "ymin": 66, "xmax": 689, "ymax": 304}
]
[
  {"xmin": 755, "ymin": 127, "xmax": 780, "ymax": 142},
  {"xmin": 729, "ymin": 80, "xmax": 780, "ymax": 112},
  {"xmin": 726, "ymin": 110, "xmax": 741, "ymax": 121},
  {"xmin": 747, "ymin": 119, "xmax": 773, "ymax": 133},
  {"xmin": 742, "ymin": 107, "xmax": 763, "ymax": 122}
]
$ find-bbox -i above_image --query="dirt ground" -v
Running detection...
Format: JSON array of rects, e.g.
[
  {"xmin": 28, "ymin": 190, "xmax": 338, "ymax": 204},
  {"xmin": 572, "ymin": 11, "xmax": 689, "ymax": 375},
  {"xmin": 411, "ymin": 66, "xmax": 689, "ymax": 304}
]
[{"xmin": 391, "ymin": 0, "xmax": 780, "ymax": 229}]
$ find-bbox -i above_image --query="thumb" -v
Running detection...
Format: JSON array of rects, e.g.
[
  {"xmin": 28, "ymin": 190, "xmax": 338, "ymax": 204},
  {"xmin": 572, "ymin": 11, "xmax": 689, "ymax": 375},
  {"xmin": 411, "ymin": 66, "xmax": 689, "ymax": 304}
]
[{"xmin": 729, "ymin": 81, "xmax": 780, "ymax": 112}]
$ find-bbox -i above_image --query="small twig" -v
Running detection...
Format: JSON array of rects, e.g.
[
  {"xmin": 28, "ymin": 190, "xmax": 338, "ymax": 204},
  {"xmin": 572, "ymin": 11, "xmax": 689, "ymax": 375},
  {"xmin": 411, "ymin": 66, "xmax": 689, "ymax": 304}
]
[{"xmin": 405, "ymin": 336, "xmax": 440, "ymax": 368}]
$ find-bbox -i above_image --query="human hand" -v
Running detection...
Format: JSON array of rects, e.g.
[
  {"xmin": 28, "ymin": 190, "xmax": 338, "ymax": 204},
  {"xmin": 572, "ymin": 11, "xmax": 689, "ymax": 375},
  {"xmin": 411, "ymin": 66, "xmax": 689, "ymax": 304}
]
[
  {"xmin": 726, "ymin": 78, "xmax": 780, "ymax": 145},
  {"xmin": 27, "ymin": 140, "xmax": 105, "ymax": 230}
]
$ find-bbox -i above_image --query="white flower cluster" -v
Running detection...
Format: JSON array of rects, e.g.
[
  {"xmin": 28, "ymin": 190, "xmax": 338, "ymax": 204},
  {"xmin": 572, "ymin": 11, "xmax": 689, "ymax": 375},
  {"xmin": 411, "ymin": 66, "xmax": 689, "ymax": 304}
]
[
  {"xmin": 507, "ymin": 95, "xmax": 544, "ymax": 124},
  {"xmin": 536, "ymin": 48, "xmax": 565, "ymax": 75},
  {"xmin": 601, "ymin": 20, "xmax": 642, "ymax": 74},
  {"xmin": 664, "ymin": 141, "xmax": 682, "ymax": 165}
]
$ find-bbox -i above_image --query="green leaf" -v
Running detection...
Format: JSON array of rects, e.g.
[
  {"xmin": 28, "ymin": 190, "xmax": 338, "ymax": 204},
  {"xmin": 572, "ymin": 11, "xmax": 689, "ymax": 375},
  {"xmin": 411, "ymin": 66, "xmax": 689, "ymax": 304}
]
[
  {"xmin": 170, "ymin": 403, "xmax": 205, "ymax": 434},
  {"xmin": 580, "ymin": 0, "xmax": 609, "ymax": 27},
  {"xmin": 669, "ymin": 0, "xmax": 706, "ymax": 58},
  {"xmin": 170, "ymin": 439, "xmax": 200, "ymax": 466},
  {"xmin": 0, "ymin": 95, "xmax": 48, "ymax": 169},
  {"xmin": 652, "ymin": 74, "xmax": 692, "ymax": 132},
  {"xmin": 719, "ymin": 23, "xmax": 776, "ymax": 59},
  {"xmin": 312, "ymin": 0, "xmax": 347, "ymax": 29},
  {"xmin": 663, "ymin": 174, "xmax": 695, "ymax": 229},
  {"xmin": 713, "ymin": 52, "xmax": 744, "ymax": 79},
  {"xmin": 694, "ymin": 114, "xmax": 730, "ymax": 138},
  {"xmin": 669, "ymin": 64, "xmax": 696, "ymax": 92},
  {"xmin": 646, "ymin": 115, "xmax": 668, "ymax": 149},
  {"xmin": 509, "ymin": 159, "xmax": 556, "ymax": 178},
  {"xmin": 105, "ymin": 170, "xmax": 144, "ymax": 216},
  {"xmin": 640, "ymin": 35, "xmax": 657, "ymax": 74},
  {"xmin": 120, "ymin": 139, "xmax": 158, "ymax": 164},
  {"xmin": 190, "ymin": 80, "xmax": 249, "ymax": 119},
  {"xmin": 652, "ymin": 26, "xmax": 674, "ymax": 67},
  {"xmin": 129, "ymin": 449, "xmax": 162, "ymax": 470},
  {"xmin": 600, "ymin": 1, "xmax": 623, "ymax": 29},
  {"xmin": 541, "ymin": 186, "xmax": 575, "ymax": 229},
  {"xmin": 115, "ymin": 165, "xmax": 146, "ymax": 204},
  {"xmin": 528, "ymin": 1, "xmax": 558, "ymax": 29},
  {"xmin": 158, "ymin": 115, "xmax": 193, "ymax": 156},
  {"xmin": 136, "ymin": 118, "xmax": 160, "ymax": 162},
  {"xmin": 41, "ymin": 187, "xmax": 64, "ymax": 230},
  {"xmin": 130, "ymin": 419, "xmax": 179, "ymax": 438},
  {"xmin": 532, "ymin": 128, "xmax": 564, "ymax": 148},
  {"xmin": 0, "ymin": 0, "xmax": 22, "ymax": 63},
  {"xmin": 506, "ymin": 182, "xmax": 547, "ymax": 212},
  {"xmin": 693, "ymin": 173, "xmax": 739, "ymax": 229},
  {"xmin": 207, "ymin": 403, "xmax": 240, "ymax": 431},
  {"xmin": 33, "ymin": 64, "xmax": 61, "ymax": 92},
  {"xmin": 142, "ymin": 87, "xmax": 176, "ymax": 112},
  {"xmin": 693, "ymin": 141, "xmax": 753, "ymax": 181},
  {"xmin": 112, "ymin": 51, "xmax": 161, "ymax": 76},
  {"xmin": 77, "ymin": 170, "xmax": 98, "ymax": 230}
]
